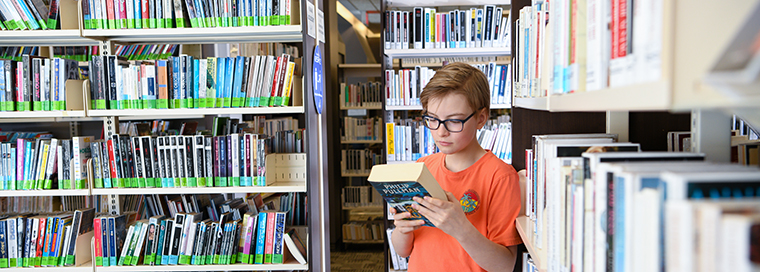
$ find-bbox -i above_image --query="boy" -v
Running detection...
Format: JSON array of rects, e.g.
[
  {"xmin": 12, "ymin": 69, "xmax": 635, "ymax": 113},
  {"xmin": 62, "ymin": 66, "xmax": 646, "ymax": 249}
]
[{"xmin": 390, "ymin": 62, "xmax": 521, "ymax": 271}]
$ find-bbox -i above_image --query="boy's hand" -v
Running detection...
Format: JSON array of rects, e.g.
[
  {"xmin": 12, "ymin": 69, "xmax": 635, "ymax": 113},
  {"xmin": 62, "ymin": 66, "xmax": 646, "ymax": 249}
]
[
  {"xmin": 390, "ymin": 208, "xmax": 424, "ymax": 234},
  {"xmin": 412, "ymin": 191, "xmax": 472, "ymax": 239}
]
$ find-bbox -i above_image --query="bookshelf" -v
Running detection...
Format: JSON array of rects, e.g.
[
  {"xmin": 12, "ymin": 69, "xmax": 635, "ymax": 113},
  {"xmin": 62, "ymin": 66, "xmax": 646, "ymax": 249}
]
[
  {"xmin": 0, "ymin": 0, "xmax": 329, "ymax": 270},
  {"xmin": 337, "ymin": 63, "xmax": 386, "ymax": 246},
  {"xmin": 384, "ymin": 47, "xmax": 511, "ymax": 59},
  {"xmin": 509, "ymin": 0, "xmax": 760, "ymax": 270}
]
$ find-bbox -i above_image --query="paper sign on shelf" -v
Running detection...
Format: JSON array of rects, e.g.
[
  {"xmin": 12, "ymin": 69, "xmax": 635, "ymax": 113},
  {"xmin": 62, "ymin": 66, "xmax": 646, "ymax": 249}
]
[
  {"xmin": 313, "ymin": 45, "xmax": 324, "ymax": 114},
  {"xmin": 317, "ymin": 9, "xmax": 325, "ymax": 44},
  {"xmin": 307, "ymin": 1, "xmax": 316, "ymax": 39}
]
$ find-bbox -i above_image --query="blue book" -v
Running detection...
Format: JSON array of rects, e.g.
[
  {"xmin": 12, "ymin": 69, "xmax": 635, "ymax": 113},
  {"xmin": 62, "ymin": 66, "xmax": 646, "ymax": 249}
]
[
  {"xmin": 231, "ymin": 56, "xmax": 245, "ymax": 107},
  {"xmin": 161, "ymin": 220, "xmax": 173, "ymax": 265},
  {"xmin": 272, "ymin": 212, "xmax": 286, "ymax": 263},
  {"xmin": 216, "ymin": 59, "xmax": 226, "ymax": 107},
  {"xmin": 16, "ymin": 0, "xmax": 41, "ymax": 30},
  {"xmin": 0, "ymin": 220, "xmax": 6, "ymax": 268},
  {"xmin": 147, "ymin": 68, "xmax": 156, "ymax": 109},
  {"xmin": 182, "ymin": 56, "xmax": 192, "ymax": 108},
  {"xmin": 193, "ymin": 59, "xmax": 200, "ymax": 108},
  {"xmin": 23, "ymin": 142, "xmax": 32, "ymax": 189},
  {"xmin": 108, "ymin": 217, "xmax": 117, "ymax": 265},
  {"xmin": 155, "ymin": 218, "xmax": 167, "ymax": 265},
  {"xmin": 224, "ymin": 58, "xmax": 235, "ymax": 107},
  {"xmin": 134, "ymin": 0, "xmax": 142, "ymax": 28},
  {"xmin": 253, "ymin": 212, "xmax": 266, "ymax": 264},
  {"xmin": 100, "ymin": 218, "xmax": 109, "ymax": 266},
  {"xmin": 240, "ymin": 136, "xmax": 248, "ymax": 186},
  {"xmin": 172, "ymin": 57, "xmax": 181, "ymax": 108}
]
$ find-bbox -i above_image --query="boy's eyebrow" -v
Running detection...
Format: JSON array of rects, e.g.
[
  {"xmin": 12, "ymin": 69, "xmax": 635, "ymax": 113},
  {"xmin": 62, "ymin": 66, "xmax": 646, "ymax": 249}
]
[{"xmin": 425, "ymin": 111, "xmax": 468, "ymax": 118}]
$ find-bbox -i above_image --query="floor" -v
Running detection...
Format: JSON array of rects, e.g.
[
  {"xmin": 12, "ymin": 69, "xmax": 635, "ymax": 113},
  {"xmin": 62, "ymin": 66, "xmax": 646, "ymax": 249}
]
[{"xmin": 330, "ymin": 250, "xmax": 385, "ymax": 272}]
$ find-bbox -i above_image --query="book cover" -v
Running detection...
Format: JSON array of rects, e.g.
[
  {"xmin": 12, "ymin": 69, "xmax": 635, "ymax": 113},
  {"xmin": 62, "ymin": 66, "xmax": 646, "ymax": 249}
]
[
  {"xmin": 368, "ymin": 163, "xmax": 446, "ymax": 227},
  {"xmin": 253, "ymin": 212, "xmax": 266, "ymax": 264}
]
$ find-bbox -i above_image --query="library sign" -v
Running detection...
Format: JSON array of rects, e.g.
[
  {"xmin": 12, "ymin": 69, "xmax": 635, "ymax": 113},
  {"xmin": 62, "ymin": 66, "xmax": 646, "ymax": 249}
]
[{"xmin": 313, "ymin": 45, "xmax": 325, "ymax": 114}]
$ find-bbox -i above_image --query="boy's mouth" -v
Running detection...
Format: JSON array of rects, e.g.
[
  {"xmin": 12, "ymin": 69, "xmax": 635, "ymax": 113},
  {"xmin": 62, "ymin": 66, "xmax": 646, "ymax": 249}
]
[{"xmin": 438, "ymin": 141, "xmax": 452, "ymax": 146}]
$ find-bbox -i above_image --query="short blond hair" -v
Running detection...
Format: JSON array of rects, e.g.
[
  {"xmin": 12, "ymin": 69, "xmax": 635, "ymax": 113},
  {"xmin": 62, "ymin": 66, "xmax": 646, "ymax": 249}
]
[{"xmin": 420, "ymin": 62, "xmax": 491, "ymax": 113}]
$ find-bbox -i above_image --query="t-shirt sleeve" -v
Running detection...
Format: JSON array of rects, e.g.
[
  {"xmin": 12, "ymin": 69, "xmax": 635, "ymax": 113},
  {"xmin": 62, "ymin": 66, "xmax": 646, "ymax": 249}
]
[{"xmin": 486, "ymin": 171, "xmax": 523, "ymax": 247}]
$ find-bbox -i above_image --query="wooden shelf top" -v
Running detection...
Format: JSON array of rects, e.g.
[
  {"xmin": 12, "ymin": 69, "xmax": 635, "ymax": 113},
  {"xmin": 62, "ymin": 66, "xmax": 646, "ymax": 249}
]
[{"xmin": 516, "ymin": 216, "xmax": 546, "ymax": 272}]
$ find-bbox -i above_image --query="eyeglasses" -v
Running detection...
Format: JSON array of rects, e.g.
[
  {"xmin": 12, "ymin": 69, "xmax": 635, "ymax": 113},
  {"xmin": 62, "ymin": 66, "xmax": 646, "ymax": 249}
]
[{"xmin": 422, "ymin": 111, "xmax": 478, "ymax": 133}]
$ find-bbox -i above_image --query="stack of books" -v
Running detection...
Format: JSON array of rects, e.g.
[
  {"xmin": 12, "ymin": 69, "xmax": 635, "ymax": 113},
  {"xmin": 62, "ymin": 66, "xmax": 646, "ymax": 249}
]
[{"xmin": 0, "ymin": 56, "xmax": 83, "ymax": 112}]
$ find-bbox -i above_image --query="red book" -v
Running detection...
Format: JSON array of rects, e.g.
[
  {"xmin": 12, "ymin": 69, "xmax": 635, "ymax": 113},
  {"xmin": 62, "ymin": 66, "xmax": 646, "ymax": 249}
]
[
  {"xmin": 611, "ymin": 0, "xmax": 618, "ymax": 59},
  {"xmin": 264, "ymin": 211, "xmax": 276, "ymax": 263},
  {"xmin": 142, "ymin": 0, "xmax": 150, "ymax": 22},
  {"xmin": 36, "ymin": 218, "xmax": 47, "ymax": 264},
  {"xmin": 107, "ymin": 139, "xmax": 119, "ymax": 186},
  {"xmin": 93, "ymin": 218, "xmax": 102, "ymax": 266},
  {"xmin": 617, "ymin": 0, "xmax": 628, "ymax": 57},
  {"xmin": 119, "ymin": 0, "xmax": 127, "ymax": 28},
  {"xmin": 270, "ymin": 56, "xmax": 283, "ymax": 98},
  {"xmin": 106, "ymin": 0, "xmax": 115, "ymax": 23}
]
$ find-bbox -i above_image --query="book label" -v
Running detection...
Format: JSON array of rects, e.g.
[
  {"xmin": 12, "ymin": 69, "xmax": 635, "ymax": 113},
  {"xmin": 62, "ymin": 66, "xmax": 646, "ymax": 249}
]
[
  {"xmin": 157, "ymin": 98, "xmax": 169, "ymax": 109},
  {"xmin": 146, "ymin": 178, "xmax": 156, "ymax": 188},
  {"xmin": 231, "ymin": 177, "xmax": 240, "ymax": 187},
  {"xmin": 179, "ymin": 255, "xmax": 190, "ymax": 264},
  {"xmin": 65, "ymin": 255, "xmax": 74, "ymax": 266},
  {"xmin": 18, "ymin": 101, "xmax": 30, "ymax": 111},
  {"xmin": 188, "ymin": 177, "xmax": 197, "ymax": 187}
]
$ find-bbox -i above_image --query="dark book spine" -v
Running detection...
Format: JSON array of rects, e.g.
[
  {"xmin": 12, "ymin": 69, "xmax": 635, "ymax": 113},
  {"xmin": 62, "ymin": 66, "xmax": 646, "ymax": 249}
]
[
  {"xmin": 107, "ymin": 56, "xmax": 117, "ymax": 107},
  {"xmin": 142, "ymin": 137, "xmax": 153, "ymax": 180},
  {"xmin": 184, "ymin": 136, "xmax": 194, "ymax": 179}
]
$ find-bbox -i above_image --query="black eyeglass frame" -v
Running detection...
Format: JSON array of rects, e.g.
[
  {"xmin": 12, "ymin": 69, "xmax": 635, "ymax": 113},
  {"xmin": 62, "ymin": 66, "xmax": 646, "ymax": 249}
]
[{"xmin": 421, "ymin": 110, "xmax": 481, "ymax": 133}]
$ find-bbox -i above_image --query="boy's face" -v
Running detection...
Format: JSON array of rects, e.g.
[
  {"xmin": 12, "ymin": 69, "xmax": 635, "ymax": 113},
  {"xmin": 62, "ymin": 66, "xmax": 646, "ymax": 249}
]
[{"xmin": 424, "ymin": 93, "xmax": 486, "ymax": 155}]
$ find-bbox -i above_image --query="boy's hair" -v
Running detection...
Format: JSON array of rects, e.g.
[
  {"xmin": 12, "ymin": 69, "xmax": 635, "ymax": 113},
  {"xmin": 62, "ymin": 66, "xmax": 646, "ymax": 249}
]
[{"xmin": 420, "ymin": 62, "xmax": 491, "ymax": 113}]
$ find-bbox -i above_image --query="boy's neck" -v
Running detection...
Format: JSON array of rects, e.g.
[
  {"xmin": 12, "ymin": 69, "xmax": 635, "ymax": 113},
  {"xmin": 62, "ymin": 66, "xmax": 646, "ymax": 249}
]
[{"xmin": 444, "ymin": 140, "xmax": 488, "ymax": 173}]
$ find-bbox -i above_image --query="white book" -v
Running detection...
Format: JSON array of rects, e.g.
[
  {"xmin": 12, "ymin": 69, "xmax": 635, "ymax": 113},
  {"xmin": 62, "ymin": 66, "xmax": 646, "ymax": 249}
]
[
  {"xmin": 44, "ymin": 138, "xmax": 58, "ymax": 185},
  {"xmin": 405, "ymin": 126, "xmax": 412, "ymax": 161},
  {"xmin": 119, "ymin": 224, "xmax": 136, "ymax": 264},
  {"xmin": 393, "ymin": 73, "xmax": 400, "ymax": 106},
  {"xmin": 199, "ymin": 59, "xmax": 207, "ymax": 101},
  {"xmin": 231, "ymin": 134, "xmax": 240, "ymax": 180},
  {"xmin": 132, "ymin": 220, "xmax": 149, "ymax": 262}
]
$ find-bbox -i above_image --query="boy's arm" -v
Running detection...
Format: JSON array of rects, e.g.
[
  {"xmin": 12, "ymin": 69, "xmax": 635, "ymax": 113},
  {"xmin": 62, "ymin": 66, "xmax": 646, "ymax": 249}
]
[{"xmin": 413, "ymin": 192, "xmax": 518, "ymax": 271}]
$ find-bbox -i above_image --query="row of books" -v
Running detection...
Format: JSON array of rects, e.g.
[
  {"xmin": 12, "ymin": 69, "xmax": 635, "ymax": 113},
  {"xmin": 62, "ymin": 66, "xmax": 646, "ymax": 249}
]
[
  {"xmin": 0, "ymin": 196, "xmax": 54, "ymax": 213},
  {"xmin": 340, "ymin": 149, "xmax": 382, "ymax": 176},
  {"xmin": 0, "ymin": 137, "xmax": 93, "ymax": 191},
  {"xmin": 0, "ymin": 131, "xmax": 52, "ymax": 142},
  {"xmin": 0, "ymin": 56, "xmax": 81, "ymax": 112},
  {"xmin": 0, "ymin": 208, "xmax": 95, "ymax": 268},
  {"xmin": 342, "ymin": 222, "xmax": 383, "ymax": 241},
  {"xmin": 524, "ymin": 133, "xmax": 760, "ymax": 272},
  {"xmin": 239, "ymin": 43, "xmax": 300, "ymax": 61},
  {"xmin": 338, "ymin": 81, "xmax": 382, "ymax": 108},
  {"xmin": 114, "ymin": 44, "xmax": 179, "ymax": 61},
  {"xmin": 53, "ymin": 46, "xmax": 98, "ymax": 62},
  {"xmin": 341, "ymin": 116, "xmax": 382, "ymax": 142},
  {"xmin": 476, "ymin": 115, "xmax": 512, "ymax": 163},
  {"xmin": 513, "ymin": 0, "xmax": 663, "ymax": 98},
  {"xmin": 0, "ymin": 0, "xmax": 61, "ymax": 30},
  {"xmin": 82, "ymin": 0, "xmax": 294, "ymax": 30},
  {"xmin": 88, "ymin": 133, "xmax": 276, "ymax": 189},
  {"xmin": 384, "ymin": 62, "xmax": 511, "ymax": 107},
  {"xmin": 341, "ymin": 186, "xmax": 382, "ymax": 208},
  {"xmin": 386, "ymin": 228, "xmax": 408, "ymax": 270},
  {"xmin": 93, "ymin": 211, "xmax": 306, "ymax": 267},
  {"xmin": 399, "ymin": 56, "xmax": 507, "ymax": 66},
  {"xmin": 60, "ymin": 196, "xmax": 93, "ymax": 212},
  {"xmin": 385, "ymin": 119, "xmax": 437, "ymax": 162},
  {"xmin": 0, "ymin": 47, "xmax": 38, "ymax": 62},
  {"xmin": 384, "ymin": 6, "xmax": 510, "ymax": 50},
  {"xmin": 89, "ymin": 54, "xmax": 297, "ymax": 110}
]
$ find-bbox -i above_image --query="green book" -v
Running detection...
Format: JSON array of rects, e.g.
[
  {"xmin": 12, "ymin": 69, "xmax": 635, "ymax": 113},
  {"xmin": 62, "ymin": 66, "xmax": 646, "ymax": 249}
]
[
  {"xmin": 179, "ymin": 255, "xmax": 191, "ymax": 265},
  {"xmin": 231, "ymin": 177, "xmax": 240, "ymax": 187}
]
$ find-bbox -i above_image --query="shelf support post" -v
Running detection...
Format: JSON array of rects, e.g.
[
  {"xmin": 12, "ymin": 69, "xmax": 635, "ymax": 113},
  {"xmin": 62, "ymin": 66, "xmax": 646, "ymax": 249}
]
[
  {"xmin": 69, "ymin": 121, "xmax": 79, "ymax": 137},
  {"xmin": 99, "ymin": 40, "xmax": 114, "ymax": 56},
  {"xmin": 691, "ymin": 109, "xmax": 730, "ymax": 162},
  {"xmin": 606, "ymin": 111, "xmax": 629, "ymax": 142},
  {"xmin": 103, "ymin": 116, "xmax": 120, "ymax": 215}
]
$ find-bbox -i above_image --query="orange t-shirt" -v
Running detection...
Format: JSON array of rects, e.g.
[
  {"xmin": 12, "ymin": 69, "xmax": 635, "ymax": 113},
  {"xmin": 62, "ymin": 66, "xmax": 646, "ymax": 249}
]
[{"xmin": 407, "ymin": 152, "xmax": 522, "ymax": 272}]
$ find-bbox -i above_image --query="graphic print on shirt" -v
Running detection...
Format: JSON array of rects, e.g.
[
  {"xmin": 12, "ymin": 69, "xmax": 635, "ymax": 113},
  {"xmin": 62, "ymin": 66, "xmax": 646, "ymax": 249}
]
[{"xmin": 460, "ymin": 189, "xmax": 480, "ymax": 215}]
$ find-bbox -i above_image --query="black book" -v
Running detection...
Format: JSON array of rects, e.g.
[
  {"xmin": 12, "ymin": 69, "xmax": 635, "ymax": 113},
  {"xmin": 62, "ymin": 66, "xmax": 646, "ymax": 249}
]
[
  {"xmin": 150, "ymin": 137, "xmax": 159, "ymax": 183},
  {"xmin": 176, "ymin": 136, "xmax": 186, "ymax": 181},
  {"xmin": 239, "ymin": 57, "xmax": 251, "ymax": 106},
  {"xmin": 194, "ymin": 136, "xmax": 205, "ymax": 179},
  {"xmin": 60, "ymin": 139, "xmax": 71, "ymax": 185},
  {"xmin": 170, "ymin": 136, "xmax": 180, "ymax": 183},
  {"xmin": 132, "ymin": 137, "xmax": 144, "ymax": 182},
  {"xmin": 118, "ymin": 135, "xmax": 132, "ymax": 183},
  {"xmin": 31, "ymin": 56, "xmax": 41, "ymax": 110},
  {"xmin": 204, "ymin": 137, "xmax": 213, "ymax": 181},
  {"xmin": 141, "ymin": 137, "xmax": 154, "ymax": 182},
  {"xmin": 494, "ymin": 7, "xmax": 502, "ymax": 46},
  {"xmin": 270, "ymin": 0, "xmax": 277, "ymax": 25},
  {"xmin": 384, "ymin": 11, "xmax": 391, "ymax": 49},
  {"xmin": 100, "ymin": 141, "xmax": 110, "ymax": 185},
  {"xmin": 413, "ymin": 8, "xmax": 422, "ymax": 49},
  {"xmin": 204, "ymin": 222, "xmax": 217, "ymax": 261},
  {"xmin": 162, "ymin": 219, "xmax": 174, "ymax": 259},
  {"xmin": 450, "ymin": 11, "xmax": 456, "ymax": 47},
  {"xmin": 220, "ymin": 135, "xmax": 227, "ymax": 178},
  {"xmin": 22, "ymin": 218, "xmax": 30, "ymax": 263},
  {"xmin": 184, "ymin": 136, "xmax": 195, "ymax": 180},
  {"xmin": 106, "ymin": 56, "xmax": 117, "ymax": 108},
  {"xmin": 23, "ymin": 0, "xmax": 45, "ymax": 25},
  {"xmin": 109, "ymin": 135, "xmax": 122, "ymax": 183},
  {"xmin": 170, "ymin": 214, "xmax": 184, "ymax": 259},
  {"xmin": 484, "ymin": 5, "xmax": 494, "ymax": 46}
]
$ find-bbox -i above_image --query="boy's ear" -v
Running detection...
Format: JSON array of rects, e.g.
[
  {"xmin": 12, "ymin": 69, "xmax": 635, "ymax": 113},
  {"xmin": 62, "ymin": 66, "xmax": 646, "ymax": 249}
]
[{"xmin": 476, "ymin": 108, "xmax": 488, "ymax": 129}]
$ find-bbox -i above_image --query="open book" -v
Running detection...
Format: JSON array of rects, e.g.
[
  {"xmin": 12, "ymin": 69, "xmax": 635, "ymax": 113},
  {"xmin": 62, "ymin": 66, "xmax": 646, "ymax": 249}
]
[{"xmin": 368, "ymin": 163, "xmax": 446, "ymax": 227}]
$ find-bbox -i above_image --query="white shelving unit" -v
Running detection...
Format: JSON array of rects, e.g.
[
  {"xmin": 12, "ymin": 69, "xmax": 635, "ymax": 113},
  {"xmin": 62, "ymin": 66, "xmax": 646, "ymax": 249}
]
[
  {"xmin": 88, "ymin": 106, "xmax": 305, "ymax": 117},
  {"xmin": 516, "ymin": 216, "xmax": 546, "ymax": 272},
  {"xmin": 82, "ymin": 26, "xmax": 303, "ymax": 44},
  {"xmin": 92, "ymin": 262, "xmax": 308, "ymax": 272},
  {"xmin": 0, "ymin": 0, "xmax": 326, "ymax": 270},
  {"xmin": 0, "ymin": 189, "xmax": 91, "ymax": 197},
  {"xmin": 0, "ymin": 30, "xmax": 99, "ymax": 46}
]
